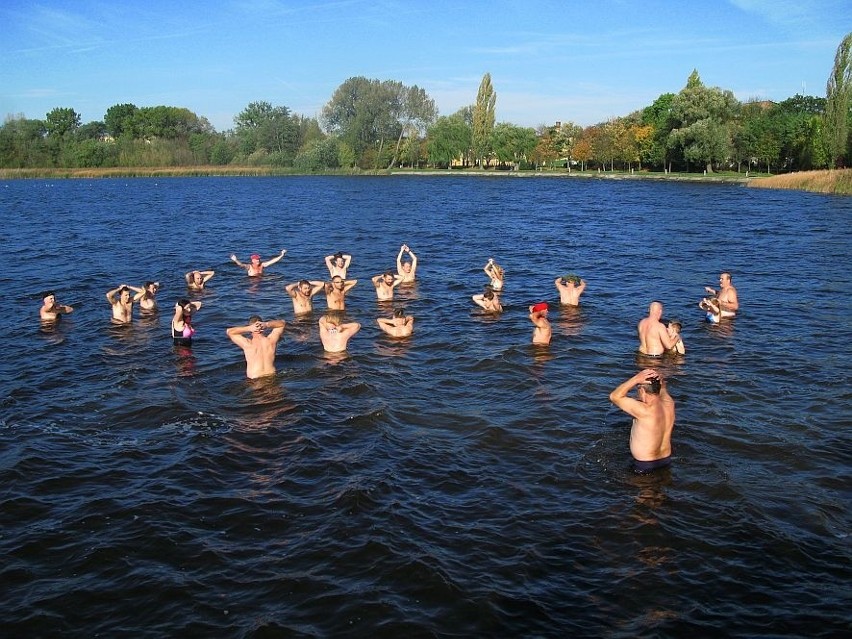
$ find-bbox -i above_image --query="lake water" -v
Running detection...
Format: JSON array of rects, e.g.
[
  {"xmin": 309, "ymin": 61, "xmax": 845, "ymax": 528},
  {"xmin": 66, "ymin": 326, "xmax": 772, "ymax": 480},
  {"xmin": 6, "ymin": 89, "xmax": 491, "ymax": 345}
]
[{"xmin": 1, "ymin": 175, "xmax": 850, "ymax": 637}]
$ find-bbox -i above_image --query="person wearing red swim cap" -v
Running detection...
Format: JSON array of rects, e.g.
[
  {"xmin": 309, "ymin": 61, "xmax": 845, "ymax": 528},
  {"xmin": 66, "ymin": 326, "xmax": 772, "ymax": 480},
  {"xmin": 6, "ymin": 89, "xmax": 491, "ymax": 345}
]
[
  {"xmin": 529, "ymin": 302, "xmax": 551, "ymax": 345},
  {"xmin": 230, "ymin": 249, "xmax": 286, "ymax": 276}
]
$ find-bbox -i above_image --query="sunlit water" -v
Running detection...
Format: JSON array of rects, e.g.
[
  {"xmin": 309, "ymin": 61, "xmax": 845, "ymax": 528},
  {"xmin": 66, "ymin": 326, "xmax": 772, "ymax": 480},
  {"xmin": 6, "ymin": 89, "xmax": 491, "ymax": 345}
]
[{"xmin": 1, "ymin": 176, "xmax": 849, "ymax": 637}]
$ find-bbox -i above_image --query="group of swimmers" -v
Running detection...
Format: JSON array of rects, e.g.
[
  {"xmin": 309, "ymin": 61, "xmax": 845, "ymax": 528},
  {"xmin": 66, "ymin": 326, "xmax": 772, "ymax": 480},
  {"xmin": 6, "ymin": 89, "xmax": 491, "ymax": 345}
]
[{"xmin": 37, "ymin": 247, "xmax": 740, "ymax": 475}]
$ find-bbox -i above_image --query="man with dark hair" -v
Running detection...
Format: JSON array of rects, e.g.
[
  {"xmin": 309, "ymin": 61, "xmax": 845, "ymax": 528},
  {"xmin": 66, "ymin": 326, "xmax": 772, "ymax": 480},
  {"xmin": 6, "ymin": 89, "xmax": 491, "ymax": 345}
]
[
  {"xmin": 472, "ymin": 286, "xmax": 502, "ymax": 312},
  {"xmin": 226, "ymin": 316, "xmax": 286, "ymax": 379},
  {"xmin": 377, "ymin": 307, "xmax": 414, "ymax": 338},
  {"xmin": 372, "ymin": 270, "xmax": 403, "ymax": 301},
  {"xmin": 285, "ymin": 279, "xmax": 325, "ymax": 315},
  {"xmin": 106, "ymin": 284, "xmax": 143, "ymax": 324},
  {"xmin": 609, "ymin": 369, "xmax": 676, "ymax": 473},
  {"xmin": 325, "ymin": 251, "xmax": 352, "ymax": 279},
  {"xmin": 135, "ymin": 281, "xmax": 160, "ymax": 312},
  {"xmin": 324, "ymin": 276, "xmax": 357, "ymax": 311},
  {"xmin": 701, "ymin": 271, "xmax": 739, "ymax": 320}
]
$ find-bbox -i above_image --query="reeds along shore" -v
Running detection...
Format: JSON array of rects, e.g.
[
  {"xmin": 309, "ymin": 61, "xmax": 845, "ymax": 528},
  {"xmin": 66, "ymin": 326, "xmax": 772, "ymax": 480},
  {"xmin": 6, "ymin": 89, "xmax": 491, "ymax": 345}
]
[{"xmin": 747, "ymin": 168, "xmax": 852, "ymax": 195}]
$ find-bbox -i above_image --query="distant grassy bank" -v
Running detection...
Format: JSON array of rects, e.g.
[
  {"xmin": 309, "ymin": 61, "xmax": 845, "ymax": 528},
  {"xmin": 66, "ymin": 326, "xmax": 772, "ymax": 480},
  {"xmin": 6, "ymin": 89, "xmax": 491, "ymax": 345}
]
[
  {"xmin": 746, "ymin": 169, "xmax": 852, "ymax": 195},
  {"xmin": 0, "ymin": 166, "xmax": 294, "ymax": 179}
]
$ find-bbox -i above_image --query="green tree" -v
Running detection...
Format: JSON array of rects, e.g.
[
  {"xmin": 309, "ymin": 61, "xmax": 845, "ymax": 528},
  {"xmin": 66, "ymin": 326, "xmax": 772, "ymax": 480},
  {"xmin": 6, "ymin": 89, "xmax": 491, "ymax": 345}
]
[
  {"xmin": 387, "ymin": 83, "xmax": 437, "ymax": 168},
  {"xmin": 233, "ymin": 101, "xmax": 299, "ymax": 164},
  {"xmin": 825, "ymin": 32, "xmax": 852, "ymax": 168},
  {"xmin": 472, "ymin": 73, "xmax": 496, "ymax": 167},
  {"xmin": 104, "ymin": 103, "xmax": 139, "ymax": 138},
  {"xmin": 667, "ymin": 70, "xmax": 739, "ymax": 172},
  {"xmin": 45, "ymin": 107, "xmax": 81, "ymax": 138},
  {"xmin": 490, "ymin": 123, "xmax": 536, "ymax": 169},
  {"xmin": 322, "ymin": 77, "xmax": 398, "ymax": 164},
  {"xmin": 0, "ymin": 115, "xmax": 48, "ymax": 167},
  {"xmin": 426, "ymin": 113, "xmax": 471, "ymax": 167},
  {"xmin": 640, "ymin": 93, "xmax": 675, "ymax": 170}
]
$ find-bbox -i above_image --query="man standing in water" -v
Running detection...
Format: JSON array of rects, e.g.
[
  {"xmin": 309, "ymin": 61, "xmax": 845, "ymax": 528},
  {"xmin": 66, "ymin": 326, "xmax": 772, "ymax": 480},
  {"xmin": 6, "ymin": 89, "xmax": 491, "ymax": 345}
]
[
  {"xmin": 226, "ymin": 316, "xmax": 286, "ymax": 379},
  {"xmin": 396, "ymin": 244, "xmax": 418, "ymax": 283},
  {"xmin": 230, "ymin": 250, "xmax": 286, "ymax": 276},
  {"xmin": 703, "ymin": 271, "xmax": 739, "ymax": 318},
  {"xmin": 319, "ymin": 314, "xmax": 361, "ymax": 352},
  {"xmin": 637, "ymin": 301, "xmax": 678, "ymax": 356},
  {"xmin": 39, "ymin": 291, "xmax": 74, "ymax": 322},
  {"xmin": 377, "ymin": 308, "xmax": 414, "ymax": 338},
  {"xmin": 325, "ymin": 276, "xmax": 358, "ymax": 311},
  {"xmin": 325, "ymin": 251, "xmax": 352, "ymax": 279},
  {"xmin": 372, "ymin": 270, "xmax": 403, "ymax": 301},
  {"xmin": 554, "ymin": 274, "xmax": 587, "ymax": 306},
  {"xmin": 185, "ymin": 269, "xmax": 215, "ymax": 291},
  {"xmin": 106, "ymin": 284, "xmax": 143, "ymax": 324},
  {"xmin": 529, "ymin": 302, "xmax": 552, "ymax": 345},
  {"xmin": 134, "ymin": 281, "xmax": 160, "ymax": 312},
  {"xmin": 609, "ymin": 369, "xmax": 675, "ymax": 473},
  {"xmin": 285, "ymin": 279, "xmax": 326, "ymax": 315}
]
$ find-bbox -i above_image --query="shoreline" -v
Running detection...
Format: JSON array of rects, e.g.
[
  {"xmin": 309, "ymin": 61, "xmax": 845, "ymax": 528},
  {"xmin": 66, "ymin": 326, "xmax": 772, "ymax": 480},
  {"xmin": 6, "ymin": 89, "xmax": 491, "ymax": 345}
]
[{"xmin": 2, "ymin": 166, "xmax": 848, "ymax": 194}]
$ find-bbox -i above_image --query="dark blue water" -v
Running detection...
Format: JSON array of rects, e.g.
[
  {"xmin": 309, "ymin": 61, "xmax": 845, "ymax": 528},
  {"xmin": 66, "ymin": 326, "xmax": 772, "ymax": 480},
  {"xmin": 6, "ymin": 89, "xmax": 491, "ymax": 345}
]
[{"xmin": 1, "ymin": 176, "xmax": 850, "ymax": 637}]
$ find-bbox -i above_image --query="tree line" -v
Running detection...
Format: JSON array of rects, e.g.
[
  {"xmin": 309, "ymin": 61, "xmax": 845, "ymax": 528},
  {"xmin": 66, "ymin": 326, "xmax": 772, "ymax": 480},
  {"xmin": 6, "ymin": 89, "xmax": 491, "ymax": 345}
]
[{"xmin": 2, "ymin": 33, "xmax": 850, "ymax": 174}]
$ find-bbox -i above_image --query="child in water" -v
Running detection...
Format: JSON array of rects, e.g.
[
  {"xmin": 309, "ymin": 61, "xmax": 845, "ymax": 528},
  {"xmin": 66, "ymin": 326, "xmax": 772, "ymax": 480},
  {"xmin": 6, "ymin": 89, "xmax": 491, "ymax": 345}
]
[
  {"xmin": 666, "ymin": 320, "xmax": 686, "ymax": 355},
  {"xmin": 699, "ymin": 297, "xmax": 722, "ymax": 324}
]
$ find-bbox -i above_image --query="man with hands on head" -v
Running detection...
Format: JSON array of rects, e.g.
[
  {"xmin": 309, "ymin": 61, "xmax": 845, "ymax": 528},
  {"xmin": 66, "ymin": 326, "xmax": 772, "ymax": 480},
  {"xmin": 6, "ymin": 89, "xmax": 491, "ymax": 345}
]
[
  {"xmin": 226, "ymin": 316, "xmax": 286, "ymax": 379},
  {"xmin": 285, "ymin": 279, "xmax": 326, "ymax": 315},
  {"xmin": 609, "ymin": 369, "xmax": 676, "ymax": 474}
]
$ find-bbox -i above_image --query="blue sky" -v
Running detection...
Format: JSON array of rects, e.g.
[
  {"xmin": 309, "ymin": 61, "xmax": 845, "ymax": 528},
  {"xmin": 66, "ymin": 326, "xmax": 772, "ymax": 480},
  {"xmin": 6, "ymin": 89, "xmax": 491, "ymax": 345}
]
[{"xmin": 2, "ymin": 0, "xmax": 849, "ymax": 133}]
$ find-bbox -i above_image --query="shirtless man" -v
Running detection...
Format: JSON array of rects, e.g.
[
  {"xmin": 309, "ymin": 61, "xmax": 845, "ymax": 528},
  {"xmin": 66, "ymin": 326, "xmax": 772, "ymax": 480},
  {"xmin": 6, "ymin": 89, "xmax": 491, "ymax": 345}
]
[
  {"xmin": 702, "ymin": 272, "xmax": 739, "ymax": 318},
  {"xmin": 39, "ymin": 291, "xmax": 74, "ymax": 322},
  {"xmin": 225, "ymin": 316, "xmax": 286, "ymax": 379},
  {"xmin": 555, "ymin": 274, "xmax": 587, "ymax": 306},
  {"xmin": 396, "ymin": 244, "xmax": 418, "ymax": 283},
  {"xmin": 185, "ymin": 269, "xmax": 215, "ymax": 291},
  {"xmin": 134, "ymin": 281, "xmax": 160, "ymax": 312},
  {"xmin": 285, "ymin": 279, "xmax": 325, "ymax": 315},
  {"xmin": 609, "ymin": 369, "xmax": 676, "ymax": 474},
  {"xmin": 325, "ymin": 252, "xmax": 352, "ymax": 279},
  {"xmin": 472, "ymin": 287, "xmax": 503, "ymax": 312},
  {"xmin": 377, "ymin": 308, "xmax": 414, "ymax": 338},
  {"xmin": 318, "ymin": 314, "xmax": 361, "ymax": 352},
  {"xmin": 529, "ymin": 302, "xmax": 552, "ymax": 345},
  {"xmin": 230, "ymin": 250, "xmax": 286, "ymax": 276},
  {"xmin": 637, "ymin": 301, "xmax": 678, "ymax": 356},
  {"xmin": 372, "ymin": 271, "xmax": 403, "ymax": 301},
  {"xmin": 106, "ymin": 284, "xmax": 142, "ymax": 324},
  {"xmin": 324, "ymin": 276, "xmax": 358, "ymax": 311}
]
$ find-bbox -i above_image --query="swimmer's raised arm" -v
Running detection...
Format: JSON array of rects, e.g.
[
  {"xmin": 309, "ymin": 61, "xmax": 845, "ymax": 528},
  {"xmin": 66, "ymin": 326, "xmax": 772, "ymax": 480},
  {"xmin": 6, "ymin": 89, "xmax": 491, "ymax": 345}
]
[
  {"xmin": 263, "ymin": 250, "xmax": 287, "ymax": 268},
  {"xmin": 230, "ymin": 254, "xmax": 247, "ymax": 269}
]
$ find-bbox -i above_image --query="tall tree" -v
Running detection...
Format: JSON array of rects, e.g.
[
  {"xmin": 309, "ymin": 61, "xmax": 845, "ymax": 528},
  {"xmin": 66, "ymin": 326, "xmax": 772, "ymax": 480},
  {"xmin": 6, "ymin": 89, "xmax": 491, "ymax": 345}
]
[
  {"xmin": 825, "ymin": 32, "xmax": 852, "ymax": 168},
  {"xmin": 234, "ymin": 101, "xmax": 298, "ymax": 163},
  {"xmin": 104, "ymin": 103, "xmax": 139, "ymax": 138},
  {"xmin": 472, "ymin": 73, "xmax": 496, "ymax": 167},
  {"xmin": 387, "ymin": 84, "xmax": 436, "ymax": 168},
  {"xmin": 667, "ymin": 70, "xmax": 739, "ymax": 172},
  {"xmin": 45, "ymin": 107, "xmax": 81, "ymax": 138}
]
